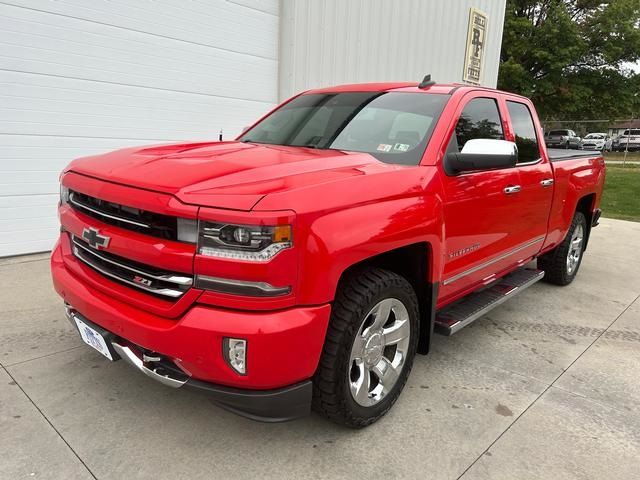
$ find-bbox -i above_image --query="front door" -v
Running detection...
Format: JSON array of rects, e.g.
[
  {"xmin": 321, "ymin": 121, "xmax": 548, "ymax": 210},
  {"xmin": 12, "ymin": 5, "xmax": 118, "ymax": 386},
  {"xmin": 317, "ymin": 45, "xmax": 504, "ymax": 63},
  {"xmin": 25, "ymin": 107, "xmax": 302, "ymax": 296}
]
[{"xmin": 438, "ymin": 93, "xmax": 524, "ymax": 307}]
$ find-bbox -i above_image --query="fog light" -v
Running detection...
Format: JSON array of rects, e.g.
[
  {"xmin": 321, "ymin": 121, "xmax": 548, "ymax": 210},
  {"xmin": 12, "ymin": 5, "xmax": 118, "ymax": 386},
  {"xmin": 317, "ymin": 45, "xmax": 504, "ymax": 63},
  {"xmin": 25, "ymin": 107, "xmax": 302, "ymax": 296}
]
[{"xmin": 223, "ymin": 338, "xmax": 247, "ymax": 375}]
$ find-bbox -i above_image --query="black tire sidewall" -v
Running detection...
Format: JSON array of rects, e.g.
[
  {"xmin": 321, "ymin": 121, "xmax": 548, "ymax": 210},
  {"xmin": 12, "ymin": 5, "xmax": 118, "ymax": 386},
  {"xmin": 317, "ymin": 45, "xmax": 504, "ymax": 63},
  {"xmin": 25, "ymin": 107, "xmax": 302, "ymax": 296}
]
[
  {"xmin": 564, "ymin": 212, "xmax": 587, "ymax": 281},
  {"xmin": 341, "ymin": 283, "xmax": 419, "ymax": 421}
]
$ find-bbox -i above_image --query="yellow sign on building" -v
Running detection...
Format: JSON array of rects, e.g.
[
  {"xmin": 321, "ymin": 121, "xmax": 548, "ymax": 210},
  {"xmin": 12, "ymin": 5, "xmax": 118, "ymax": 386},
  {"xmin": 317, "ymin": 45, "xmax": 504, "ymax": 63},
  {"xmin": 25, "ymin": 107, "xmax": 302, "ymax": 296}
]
[{"xmin": 463, "ymin": 7, "xmax": 488, "ymax": 85}]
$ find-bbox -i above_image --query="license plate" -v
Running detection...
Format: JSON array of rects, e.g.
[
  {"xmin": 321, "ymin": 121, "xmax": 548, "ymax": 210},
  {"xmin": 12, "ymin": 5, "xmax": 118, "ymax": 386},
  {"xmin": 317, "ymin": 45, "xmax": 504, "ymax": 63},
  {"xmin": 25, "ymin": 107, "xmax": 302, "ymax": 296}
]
[{"xmin": 74, "ymin": 316, "xmax": 113, "ymax": 360}]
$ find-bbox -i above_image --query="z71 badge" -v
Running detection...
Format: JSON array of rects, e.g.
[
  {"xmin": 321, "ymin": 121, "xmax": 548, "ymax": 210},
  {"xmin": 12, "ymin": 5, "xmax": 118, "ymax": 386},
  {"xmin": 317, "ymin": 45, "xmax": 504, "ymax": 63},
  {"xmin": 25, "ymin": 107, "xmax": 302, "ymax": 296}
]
[{"xmin": 133, "ymin": 275, "xmax": 153, "ymax": 287}]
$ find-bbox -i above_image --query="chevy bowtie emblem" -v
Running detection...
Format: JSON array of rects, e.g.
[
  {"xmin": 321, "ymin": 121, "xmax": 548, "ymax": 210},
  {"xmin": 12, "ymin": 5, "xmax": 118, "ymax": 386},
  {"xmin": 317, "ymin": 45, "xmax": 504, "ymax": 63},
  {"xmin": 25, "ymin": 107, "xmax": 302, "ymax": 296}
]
[{"xmin": 82, "ymin": 227, "xmax": 110, "ymax": 250}]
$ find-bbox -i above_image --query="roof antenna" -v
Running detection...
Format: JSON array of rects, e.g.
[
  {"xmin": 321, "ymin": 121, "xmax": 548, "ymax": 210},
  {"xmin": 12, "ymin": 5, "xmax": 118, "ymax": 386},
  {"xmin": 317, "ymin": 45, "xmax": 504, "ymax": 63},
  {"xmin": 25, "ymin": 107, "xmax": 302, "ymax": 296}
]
[
  {"xmin": 418, "ymin": 74, "xmax": 436, "ymax": 89},
  {"xmin": 219, "ymin": 129, "xmax": 223, "ymax": 141}
]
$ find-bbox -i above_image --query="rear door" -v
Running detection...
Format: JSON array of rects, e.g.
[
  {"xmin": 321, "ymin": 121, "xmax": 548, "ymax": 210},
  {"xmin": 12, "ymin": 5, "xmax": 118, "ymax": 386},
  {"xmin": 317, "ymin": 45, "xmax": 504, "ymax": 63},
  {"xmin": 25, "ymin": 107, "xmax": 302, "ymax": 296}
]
[
  {"xmin": 438, "ymin": 93, "xmax": 523, "ymax": 306},
  {"xmin": 503, "ymin": 98, "xmax": 553, "ymax": 258}
]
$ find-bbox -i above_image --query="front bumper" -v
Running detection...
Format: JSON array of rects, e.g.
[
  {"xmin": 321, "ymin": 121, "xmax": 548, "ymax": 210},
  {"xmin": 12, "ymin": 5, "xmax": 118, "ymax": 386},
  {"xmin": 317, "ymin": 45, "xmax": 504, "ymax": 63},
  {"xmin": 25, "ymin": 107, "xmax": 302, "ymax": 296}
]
[
  {"xmin": 51, "ymin": 240, "xmax": 331, "ymax": 421},
  {"xmin": 616, "ymin": 143, "xmax": 640, "ymax": 150},
  {"xmin": 66, "ymin": 307, "xmax": 312, "ymax": 421}
]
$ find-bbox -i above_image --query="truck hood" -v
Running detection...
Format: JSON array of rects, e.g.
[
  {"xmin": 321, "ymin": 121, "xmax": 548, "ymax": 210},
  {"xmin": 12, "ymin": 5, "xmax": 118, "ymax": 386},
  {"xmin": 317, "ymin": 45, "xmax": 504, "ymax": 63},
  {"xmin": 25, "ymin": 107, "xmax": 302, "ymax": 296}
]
[{"xmin": 67, "ymin": 141, "xmax": 391, "ymax": 210}]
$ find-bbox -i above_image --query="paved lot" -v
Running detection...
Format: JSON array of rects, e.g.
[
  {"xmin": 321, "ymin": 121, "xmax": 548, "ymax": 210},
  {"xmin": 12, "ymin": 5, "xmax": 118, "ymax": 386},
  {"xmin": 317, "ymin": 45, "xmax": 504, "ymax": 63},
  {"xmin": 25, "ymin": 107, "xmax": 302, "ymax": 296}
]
[{"xmin": 1, "ymin": 218, "xmax": 639, "ymax": 480}]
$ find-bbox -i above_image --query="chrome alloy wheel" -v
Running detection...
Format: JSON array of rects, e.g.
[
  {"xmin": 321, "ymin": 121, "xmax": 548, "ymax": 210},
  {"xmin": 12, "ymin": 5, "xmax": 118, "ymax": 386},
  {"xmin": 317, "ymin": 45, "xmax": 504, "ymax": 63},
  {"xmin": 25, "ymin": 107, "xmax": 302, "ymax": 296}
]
[
  {"xmin": 566, "ymin": 223, "xmax": 584, "ymax": 275},
  {"xmin": 348, "ymin": 298, "xmax": 411, "ymax": 407}
]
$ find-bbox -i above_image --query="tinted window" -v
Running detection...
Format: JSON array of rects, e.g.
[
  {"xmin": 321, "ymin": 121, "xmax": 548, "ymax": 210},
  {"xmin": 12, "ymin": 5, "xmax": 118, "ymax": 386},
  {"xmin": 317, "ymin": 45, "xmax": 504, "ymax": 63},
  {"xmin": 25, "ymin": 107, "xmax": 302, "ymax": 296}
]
[
  {"xmin": 453, "ymin": 98, "xmax": 504, "ymax": 150},
  {"xmin": 506, "ymin": 101, "xmax": 540, "ymax": 163},
  {"xmin": 239, "ymin": 92, "xmax": 450, "ymax": 165},
  {"xmin": 549, "ymin": 130, "xmax": 569, "ymax": 136}
]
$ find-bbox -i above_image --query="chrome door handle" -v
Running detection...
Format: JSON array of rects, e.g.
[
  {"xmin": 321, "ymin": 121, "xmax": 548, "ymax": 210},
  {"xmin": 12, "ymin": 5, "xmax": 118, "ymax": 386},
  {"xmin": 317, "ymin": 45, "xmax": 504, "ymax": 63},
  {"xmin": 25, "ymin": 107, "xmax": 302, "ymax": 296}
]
[
  {"xmin": 540, "ymin": 179, "xmax": 554, "ymax": 187},
  {"xmin": 503, "ymin": 185, "xmax": 521, "ymax": 195}
]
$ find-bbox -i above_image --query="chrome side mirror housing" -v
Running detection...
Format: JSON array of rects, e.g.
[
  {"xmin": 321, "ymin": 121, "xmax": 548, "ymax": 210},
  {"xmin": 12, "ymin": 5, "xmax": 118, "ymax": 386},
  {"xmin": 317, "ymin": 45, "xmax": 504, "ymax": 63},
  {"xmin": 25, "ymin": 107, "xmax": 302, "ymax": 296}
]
[
  {"xmin": 460, "ymin": 138, "xmax": 518, "ymax": 156},
  {"xmin": 445, "ymin": 139, "xmax": 518, "ymax": 175}
]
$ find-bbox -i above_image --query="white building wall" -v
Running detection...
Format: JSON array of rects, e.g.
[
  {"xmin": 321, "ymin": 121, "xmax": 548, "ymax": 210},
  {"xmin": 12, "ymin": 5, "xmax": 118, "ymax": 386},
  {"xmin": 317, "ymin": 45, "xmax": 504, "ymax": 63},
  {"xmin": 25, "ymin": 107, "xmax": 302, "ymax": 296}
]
[
  {"xmin": 0, "ymin": 0, "xmax": 279, "ymax": 257},
  {"xmin": 1, "ymin": 0, "xmax": 506, "ymax": 257},
  {"xmin": 279, "ymin": 0, "xmax": 506, "ymax": 100}
]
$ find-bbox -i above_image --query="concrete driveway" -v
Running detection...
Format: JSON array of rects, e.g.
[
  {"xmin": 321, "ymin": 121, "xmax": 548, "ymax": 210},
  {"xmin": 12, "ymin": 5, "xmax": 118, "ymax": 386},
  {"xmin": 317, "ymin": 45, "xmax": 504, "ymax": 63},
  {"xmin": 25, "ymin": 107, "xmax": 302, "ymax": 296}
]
[{"xmin": 2, "ymin": 218, "xmax": 639, "ymax": 480}]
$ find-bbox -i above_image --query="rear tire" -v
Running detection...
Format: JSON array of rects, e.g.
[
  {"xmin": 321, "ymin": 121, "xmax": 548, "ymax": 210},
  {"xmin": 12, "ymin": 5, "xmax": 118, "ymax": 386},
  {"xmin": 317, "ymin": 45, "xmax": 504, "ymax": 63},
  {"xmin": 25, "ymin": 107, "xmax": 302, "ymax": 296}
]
[
  {"xmin": 538, "ymin": 212, "xmax": 587, "ymax": 286},
  {"xmin": 312, "ymin": 268, "xmax": 419, "ymax": 428}
]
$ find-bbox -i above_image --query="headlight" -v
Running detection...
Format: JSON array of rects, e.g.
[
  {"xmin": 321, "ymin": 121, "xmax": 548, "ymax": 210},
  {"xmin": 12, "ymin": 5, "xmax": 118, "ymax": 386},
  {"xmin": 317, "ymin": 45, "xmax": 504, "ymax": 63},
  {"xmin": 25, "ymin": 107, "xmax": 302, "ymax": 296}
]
[
  {"xmin": 60, "ymin": 184, "xmax": 70, "ymax": 205},
  {"xmin": 198, "ymin": 221, "xmax": 292, "ymax": 261}
]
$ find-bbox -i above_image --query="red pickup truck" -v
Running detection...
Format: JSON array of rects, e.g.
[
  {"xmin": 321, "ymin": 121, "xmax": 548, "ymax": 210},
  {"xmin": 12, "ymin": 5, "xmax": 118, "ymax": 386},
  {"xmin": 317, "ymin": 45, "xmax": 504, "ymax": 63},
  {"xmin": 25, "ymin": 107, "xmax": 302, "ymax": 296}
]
[{"xmin": 52, "ymin": 80, "xmax": 605, "ymax": 427}]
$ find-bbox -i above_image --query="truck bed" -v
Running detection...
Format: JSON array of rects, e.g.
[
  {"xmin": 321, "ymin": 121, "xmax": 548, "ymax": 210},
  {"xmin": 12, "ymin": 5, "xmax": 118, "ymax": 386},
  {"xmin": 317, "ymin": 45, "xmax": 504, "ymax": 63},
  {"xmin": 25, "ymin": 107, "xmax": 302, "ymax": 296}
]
[{"xmin": 547, "ymin": 148, "xmax": 601, "ymax": 162}]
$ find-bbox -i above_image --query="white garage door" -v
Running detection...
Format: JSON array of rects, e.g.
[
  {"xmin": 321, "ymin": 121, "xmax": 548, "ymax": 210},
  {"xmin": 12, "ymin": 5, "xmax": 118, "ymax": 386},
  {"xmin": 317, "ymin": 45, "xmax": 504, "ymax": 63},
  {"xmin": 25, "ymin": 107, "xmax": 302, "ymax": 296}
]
[{"xmin": 0, "ymin": 0, "xmax": 279, "ymax": 257}]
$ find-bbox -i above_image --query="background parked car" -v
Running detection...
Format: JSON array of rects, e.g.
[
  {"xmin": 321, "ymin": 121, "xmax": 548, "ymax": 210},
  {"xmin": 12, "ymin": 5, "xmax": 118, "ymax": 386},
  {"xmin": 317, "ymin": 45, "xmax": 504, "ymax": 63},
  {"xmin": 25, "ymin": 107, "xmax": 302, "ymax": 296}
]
[
  {"xmin": 545, "ymin": 129, "xmax": 582, "ymax": 149},
  {"xmin": 615, "ymin": 129, "xmax": 640, "ymax": 151},
  {"xmin": 581, "ymin": 133, "xmax": 611, "ymax": 151},
  {"xmin": 611, "ymin": 135, "xmax": 620, "ymax": 151}
]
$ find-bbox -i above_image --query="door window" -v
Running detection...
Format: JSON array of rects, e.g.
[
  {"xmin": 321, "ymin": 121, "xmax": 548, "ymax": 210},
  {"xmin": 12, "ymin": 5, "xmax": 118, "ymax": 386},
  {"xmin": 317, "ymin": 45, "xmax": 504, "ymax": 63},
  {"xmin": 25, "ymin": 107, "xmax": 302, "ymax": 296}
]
[
  {"xmin": 452, "ymin": 98, "xmax": 504, "ymax": 151},
  {"xmin": 506, "ymin": 101, "xmax": 540, "ymax": 163}
]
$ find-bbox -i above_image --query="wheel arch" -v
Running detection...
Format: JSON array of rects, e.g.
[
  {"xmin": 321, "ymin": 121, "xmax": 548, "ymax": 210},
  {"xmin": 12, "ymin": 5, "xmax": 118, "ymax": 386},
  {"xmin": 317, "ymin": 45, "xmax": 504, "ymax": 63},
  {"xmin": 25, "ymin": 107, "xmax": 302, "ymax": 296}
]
[
  {"xmin": 335, "ymin": 242, "xmax": 437, "ymax": 356},
  {"xmin": 575, "ymin": 193, "xmax": 596, "ymax": 250}
]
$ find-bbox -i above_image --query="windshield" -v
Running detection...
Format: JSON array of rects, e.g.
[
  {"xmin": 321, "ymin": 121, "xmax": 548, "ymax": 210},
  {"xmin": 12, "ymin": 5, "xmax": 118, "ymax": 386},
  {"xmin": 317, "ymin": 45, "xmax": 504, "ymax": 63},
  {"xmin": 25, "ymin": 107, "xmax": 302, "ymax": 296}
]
[
  {"xmin": 549, "ymin": 130, "xmax": 569, "ymax": 136},
  {"xmin": 239, "ymin": 92, "xmax": 450, "ymax": 165},
  {"xmin": 585, "ymin": 133, "xmax": 605, "ymax": 139}
]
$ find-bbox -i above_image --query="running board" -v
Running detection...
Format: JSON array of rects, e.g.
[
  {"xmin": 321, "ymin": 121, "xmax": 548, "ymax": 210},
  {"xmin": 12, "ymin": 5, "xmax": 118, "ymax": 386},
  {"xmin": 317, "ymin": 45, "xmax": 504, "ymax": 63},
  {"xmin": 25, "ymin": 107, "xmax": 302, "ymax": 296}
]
[{"xmin": 435, "ymin": 268, "xmax": 545, "ymax": 336}]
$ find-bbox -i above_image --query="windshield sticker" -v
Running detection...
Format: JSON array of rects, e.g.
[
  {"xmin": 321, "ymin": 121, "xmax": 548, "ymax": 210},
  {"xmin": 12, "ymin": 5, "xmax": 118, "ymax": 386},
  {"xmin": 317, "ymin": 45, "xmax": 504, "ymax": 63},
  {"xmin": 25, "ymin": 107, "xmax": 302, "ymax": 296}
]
[
  {"xmin": 394, "ymin": 143, "xmax": 410, "ymax": 152},
  {"xmin": 377, "ymin": 144, "xmax": 392, "ymax": 152}
]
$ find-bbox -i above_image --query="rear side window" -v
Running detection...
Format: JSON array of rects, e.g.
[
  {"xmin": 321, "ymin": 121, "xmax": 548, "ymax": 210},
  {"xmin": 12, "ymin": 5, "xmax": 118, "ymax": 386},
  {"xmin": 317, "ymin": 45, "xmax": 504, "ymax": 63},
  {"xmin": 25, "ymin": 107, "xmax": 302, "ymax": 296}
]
[
  {"xmin": 453, "ymin": 98, "xmax": 504, "ymax": 150},
  {"xmin": 506, "ymin": 101, "xmax": 540, "ymax": 164}
]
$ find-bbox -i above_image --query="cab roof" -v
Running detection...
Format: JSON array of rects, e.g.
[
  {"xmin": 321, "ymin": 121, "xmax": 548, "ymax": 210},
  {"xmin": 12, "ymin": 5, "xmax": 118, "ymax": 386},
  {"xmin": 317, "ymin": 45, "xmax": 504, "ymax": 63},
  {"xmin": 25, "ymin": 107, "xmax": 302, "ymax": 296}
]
[{"xmin": 306, "ymin": 82, "xmax": 529, "ymax": 100}]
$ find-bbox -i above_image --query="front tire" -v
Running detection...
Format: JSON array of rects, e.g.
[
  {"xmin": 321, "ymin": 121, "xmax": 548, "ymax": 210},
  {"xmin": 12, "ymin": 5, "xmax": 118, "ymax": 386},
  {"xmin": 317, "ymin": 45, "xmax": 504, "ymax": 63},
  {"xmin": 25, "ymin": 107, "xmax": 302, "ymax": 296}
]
[
  {"xmin": 312, "ymin": 268, "xmax": 419, "ymax": 428},
  {"xmin": 538, "ymin": 212, "xmax": 587, "ymax": 285}
]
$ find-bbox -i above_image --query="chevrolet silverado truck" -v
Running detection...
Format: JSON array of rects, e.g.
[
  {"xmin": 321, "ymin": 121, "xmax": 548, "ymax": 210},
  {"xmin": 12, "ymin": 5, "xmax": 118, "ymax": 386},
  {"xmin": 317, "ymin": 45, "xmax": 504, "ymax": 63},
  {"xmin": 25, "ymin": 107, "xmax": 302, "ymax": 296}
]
[{"xmin": 52, "ymin": 79, "xmax": 605, "ymax": 427}]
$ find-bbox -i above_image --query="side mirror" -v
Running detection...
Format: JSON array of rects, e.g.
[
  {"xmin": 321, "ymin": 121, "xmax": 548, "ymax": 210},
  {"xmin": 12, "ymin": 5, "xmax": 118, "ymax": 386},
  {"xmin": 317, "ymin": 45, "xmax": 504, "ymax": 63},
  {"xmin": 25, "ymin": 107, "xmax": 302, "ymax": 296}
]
[{"xmin": 445, "ymin": 139, "xmax": 518, "ymax": 175}]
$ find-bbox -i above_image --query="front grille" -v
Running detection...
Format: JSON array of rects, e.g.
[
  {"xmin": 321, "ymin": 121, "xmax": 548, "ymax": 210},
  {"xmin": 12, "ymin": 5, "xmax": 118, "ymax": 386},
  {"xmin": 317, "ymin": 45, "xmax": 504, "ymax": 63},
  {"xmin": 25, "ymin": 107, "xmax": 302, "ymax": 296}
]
[
  {"xmin": 71, "ymin": 236, "xmax": 192, "ymax": 299},
  {"xmin": 69, "ymin": 190, "xmax": 180, "ymax": 241}
]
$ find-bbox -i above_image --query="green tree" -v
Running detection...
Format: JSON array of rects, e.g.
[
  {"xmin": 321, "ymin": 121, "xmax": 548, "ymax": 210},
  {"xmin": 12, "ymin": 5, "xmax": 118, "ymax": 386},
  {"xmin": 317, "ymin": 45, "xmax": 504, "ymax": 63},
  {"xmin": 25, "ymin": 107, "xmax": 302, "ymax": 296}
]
[{"xmin": 498, "ymin": 0, "xmax": 640, "ymax": 121}]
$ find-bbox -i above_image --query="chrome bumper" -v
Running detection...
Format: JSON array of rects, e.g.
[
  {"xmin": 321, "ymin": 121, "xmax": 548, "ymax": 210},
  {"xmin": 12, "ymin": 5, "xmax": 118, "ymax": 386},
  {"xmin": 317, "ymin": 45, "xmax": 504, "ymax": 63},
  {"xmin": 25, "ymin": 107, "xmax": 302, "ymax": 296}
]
[{"xmin": 111, "ymin": 342, "xmax": 187, "ymax": 388}]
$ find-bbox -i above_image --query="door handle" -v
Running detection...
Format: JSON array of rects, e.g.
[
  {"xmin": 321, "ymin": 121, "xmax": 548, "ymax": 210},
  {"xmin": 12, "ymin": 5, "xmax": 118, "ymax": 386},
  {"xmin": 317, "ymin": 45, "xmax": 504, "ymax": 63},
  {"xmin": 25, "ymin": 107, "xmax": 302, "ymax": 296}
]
[
  {"xmin": 540, "ymin": 179, "xmax": 554, "ymax": 187},
  {"xmin": 503, "ymin": 185, "xmax": 521, "ymax": 195}
]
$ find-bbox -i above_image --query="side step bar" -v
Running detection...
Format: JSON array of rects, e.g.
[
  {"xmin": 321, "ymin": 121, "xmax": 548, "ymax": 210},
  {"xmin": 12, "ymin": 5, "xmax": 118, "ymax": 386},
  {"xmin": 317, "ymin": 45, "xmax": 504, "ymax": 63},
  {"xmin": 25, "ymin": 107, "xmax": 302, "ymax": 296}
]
[{"xmin": 435, "ymin": 267, "xmax": 545, "ymax": 336}]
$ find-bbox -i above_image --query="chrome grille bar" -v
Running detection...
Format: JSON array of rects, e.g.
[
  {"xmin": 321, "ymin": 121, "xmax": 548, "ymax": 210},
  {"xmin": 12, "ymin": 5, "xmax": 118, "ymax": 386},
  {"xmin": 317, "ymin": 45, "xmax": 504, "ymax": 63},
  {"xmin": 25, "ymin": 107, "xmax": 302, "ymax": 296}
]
[
  {"xmin": 69, "ymin": 192, "xmax": 151, "ymax": 229},
  {"xmin": 72, "ymin": 238, "xmax": 192, "ymax": 286},
  {"xmin": 71, "ymin": 236, "xmax": 192, "ymax": 298}
]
